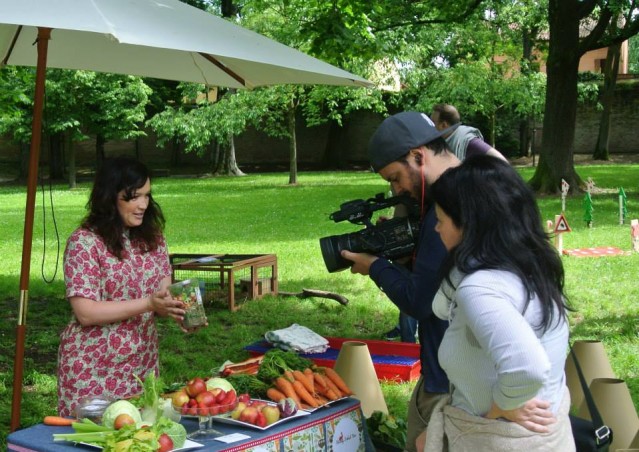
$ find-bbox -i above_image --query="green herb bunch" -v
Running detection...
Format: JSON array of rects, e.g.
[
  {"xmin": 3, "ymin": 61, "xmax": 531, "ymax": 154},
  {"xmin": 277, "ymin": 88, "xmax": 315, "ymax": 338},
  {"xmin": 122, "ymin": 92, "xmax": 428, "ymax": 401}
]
[{"xmin": 256, "ymin": 349, "xmax": 313, "ymax": 382}]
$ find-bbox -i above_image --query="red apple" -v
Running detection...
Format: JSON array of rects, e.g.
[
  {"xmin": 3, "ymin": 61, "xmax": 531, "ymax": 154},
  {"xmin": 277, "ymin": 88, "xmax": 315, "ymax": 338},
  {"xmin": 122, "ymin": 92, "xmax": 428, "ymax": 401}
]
[
  {"xmin": 238, "ymin": 393, "xmax": 250, "ymax": 404},
  {"xmin": 196, "ymin": 390, "xmax": 216, "ymax": 407},
  {"xmin": 214, "ymin": 389, "xmax": 227, "ymax": 404},
  {"xmin": 250, "ymin": 400, "xmax": 267, "ymax": 411},
  {"xmin": 186, "ymin": 377, "xmax": 207, "ymax": 397},
  {"xmin": 256, "ymin": 411, "xmax": 267, "ymax": 427},
  {"xmin": 220, "ymin": 403, "xmax": 235, "ymax": 414},
  {"xmin": 113, "ymin": 413, "xmax": 136, "ymax": 430},
  {"xmin": 171, "ymin": 389, "xmax": 190, "ymax": 408},
  {"xmin": 220, "ymin": 390, "xmax": 236, "ymax": 406},
  {"xmin": 157, "ymin": 433, "xmax": 174, "ymax": 452},
  {"xmin": 239, "ymin": 406, "xmax": 259, "ymax": 424},
  {"xmin": 197, "ymin": 401, "xmax": 211, "ymax": 416}
]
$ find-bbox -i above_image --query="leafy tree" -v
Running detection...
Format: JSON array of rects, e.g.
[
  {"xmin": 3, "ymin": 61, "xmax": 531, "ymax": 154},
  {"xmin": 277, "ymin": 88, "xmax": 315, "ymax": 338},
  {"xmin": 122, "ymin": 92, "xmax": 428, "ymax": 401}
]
[
  {"xmin": 629, "ymin": 34, "xmax": 639, "ymax": 72},
  {"xmin": 529, "ymin": 0, "xmax": 639, "ymax": 193},
  {"xmin": 0, "ymin": 68, "xmax": 150, "ymax": 185},
  {"xmin": 379, "ymin": 2, "xmax": 545, "ymax": 156},
  {"xmin": 72, "ymin": 72, "xmax": 151, "ymax": 166},
  {"xmin": 0, "ymin": 66, "xmax": 36, "ymax": 179},
  {"xmin": 147, "ymin": 85, "xmax": 265, "ymax": 176},
  {"xmin": 240, "ymin": 0, "xmax": 383, "ymax": 176},
  {"xmin": 147, "ymin": 0, "xmax": 381, "ymax": 180}
]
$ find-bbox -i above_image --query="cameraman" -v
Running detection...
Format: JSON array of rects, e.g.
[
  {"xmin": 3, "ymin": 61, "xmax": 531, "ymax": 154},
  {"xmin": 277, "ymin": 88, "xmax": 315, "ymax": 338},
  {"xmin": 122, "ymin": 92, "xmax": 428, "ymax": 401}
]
[{"xmin": 341, "ymin": 111, "xmax": 471, "ymax": 452}]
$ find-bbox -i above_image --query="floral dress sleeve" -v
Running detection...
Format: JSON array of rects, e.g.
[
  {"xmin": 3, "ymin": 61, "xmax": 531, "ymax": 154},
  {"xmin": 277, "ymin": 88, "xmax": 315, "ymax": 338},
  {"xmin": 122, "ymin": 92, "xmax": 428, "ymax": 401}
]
[{"xmin": 64, "ymin": 229, "xmax": 103, "ymax": 300}]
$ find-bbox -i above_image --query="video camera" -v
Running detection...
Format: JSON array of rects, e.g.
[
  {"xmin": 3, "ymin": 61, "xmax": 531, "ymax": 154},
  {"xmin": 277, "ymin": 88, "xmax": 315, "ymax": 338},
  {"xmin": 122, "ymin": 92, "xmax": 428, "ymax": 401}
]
[{"xmin": 319, "ymin": 193, "xmax": 420, "ymax": 273}]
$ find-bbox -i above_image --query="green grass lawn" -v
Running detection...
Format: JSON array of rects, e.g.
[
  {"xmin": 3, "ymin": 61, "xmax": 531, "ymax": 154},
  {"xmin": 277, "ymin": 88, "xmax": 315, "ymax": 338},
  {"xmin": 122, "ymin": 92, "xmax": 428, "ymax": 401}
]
[{"xmin": 1, "ymin": 165, "xmax": 638, "ymax": 448}]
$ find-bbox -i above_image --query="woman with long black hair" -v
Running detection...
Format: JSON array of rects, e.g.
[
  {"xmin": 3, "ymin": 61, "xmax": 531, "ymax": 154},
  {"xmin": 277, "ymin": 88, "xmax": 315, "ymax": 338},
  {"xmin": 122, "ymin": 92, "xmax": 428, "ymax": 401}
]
[{"xmin": 420, "ymin": 155, "xmax": 574, "ymax": 450}]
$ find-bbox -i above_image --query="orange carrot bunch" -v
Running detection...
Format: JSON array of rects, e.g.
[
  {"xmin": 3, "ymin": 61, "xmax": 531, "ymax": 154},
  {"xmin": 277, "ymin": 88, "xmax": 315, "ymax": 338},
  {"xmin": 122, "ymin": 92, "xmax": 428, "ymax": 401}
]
[{"xmin": 265, "ymin": 367, "xmax": 353, "ymax": 410}]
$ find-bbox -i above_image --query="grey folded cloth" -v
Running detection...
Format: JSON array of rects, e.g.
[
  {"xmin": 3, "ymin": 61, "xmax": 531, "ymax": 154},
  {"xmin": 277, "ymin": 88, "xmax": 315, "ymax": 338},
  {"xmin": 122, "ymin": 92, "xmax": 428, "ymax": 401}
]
[{"xmin": 264, "ymin": 324, "xmax": 329, "ymax": 354}]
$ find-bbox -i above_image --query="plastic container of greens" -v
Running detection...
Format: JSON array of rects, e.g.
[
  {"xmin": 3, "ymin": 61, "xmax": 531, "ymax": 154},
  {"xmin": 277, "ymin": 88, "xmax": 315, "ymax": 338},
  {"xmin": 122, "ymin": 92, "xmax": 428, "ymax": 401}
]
[{"xmin": 169, "ymin": 278, "xmax": 207, "ymax": 328}]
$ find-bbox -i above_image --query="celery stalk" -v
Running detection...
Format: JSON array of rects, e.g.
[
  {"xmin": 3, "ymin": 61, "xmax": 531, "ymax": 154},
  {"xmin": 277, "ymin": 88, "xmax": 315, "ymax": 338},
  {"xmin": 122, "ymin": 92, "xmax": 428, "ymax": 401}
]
[
  {"xmin": 53, "ymin": 419, "xmax": 116, "ymax": 444},
  {"xmin": 52, "ymin": 431, "xmax": 113, "ymax": 443}
]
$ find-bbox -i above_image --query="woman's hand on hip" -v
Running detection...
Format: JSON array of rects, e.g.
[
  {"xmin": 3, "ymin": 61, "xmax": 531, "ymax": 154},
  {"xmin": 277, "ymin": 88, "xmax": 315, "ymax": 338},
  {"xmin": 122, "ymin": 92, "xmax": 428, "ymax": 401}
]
[{"xmin": 485, "ymin": 398, "xmax": 556, "ymax": 433}]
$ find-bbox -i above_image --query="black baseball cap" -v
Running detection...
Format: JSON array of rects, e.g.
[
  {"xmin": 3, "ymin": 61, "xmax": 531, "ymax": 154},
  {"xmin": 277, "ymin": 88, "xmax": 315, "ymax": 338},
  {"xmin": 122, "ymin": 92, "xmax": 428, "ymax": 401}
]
[{"xmin": 369, "ymin": 111, "xmax": 449, "ymax": 172}]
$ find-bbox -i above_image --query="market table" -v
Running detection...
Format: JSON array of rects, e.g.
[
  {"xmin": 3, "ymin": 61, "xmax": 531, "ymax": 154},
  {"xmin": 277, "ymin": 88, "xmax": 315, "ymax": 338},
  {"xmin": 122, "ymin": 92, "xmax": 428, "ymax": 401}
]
[{"xmin": 8, "ymin": 397, "xmax": 375, "ymax": 452}]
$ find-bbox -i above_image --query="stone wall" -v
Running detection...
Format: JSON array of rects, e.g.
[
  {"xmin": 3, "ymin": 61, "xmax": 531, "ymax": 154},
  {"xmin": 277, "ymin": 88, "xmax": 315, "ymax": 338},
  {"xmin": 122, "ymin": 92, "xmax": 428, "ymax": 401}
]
[
  {"xmin": 572, "ymin": 83, "xmax": 639, "ymax": 154},
  {"xmin": 2, "ymin": 85, "xmax": 638, "ymax": 171}
]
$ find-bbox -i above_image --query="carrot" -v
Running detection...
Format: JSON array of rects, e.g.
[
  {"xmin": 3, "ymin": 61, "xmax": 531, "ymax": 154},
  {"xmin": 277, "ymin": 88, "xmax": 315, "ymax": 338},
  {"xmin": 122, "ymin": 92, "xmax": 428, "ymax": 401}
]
[
  {"xmin": 313, "ymin": 372, "xmax": 328, "ymax": 391},
  {"xmin": 320, "ymin": 387, "xmax": 340, "ymax": 401},
  {"xmin": 275, "ymin": 377, "xmax": 301, "ymax": 407},
  {"xmin": 293, "ymin": 370, "xmax": 314, "ymax": 395},
  {"xmin": 283, "ymin": 370, "xmax": 295, "ymax": 382},
  {"xmin": 314, "ymin": 394, "xmax": 330, "ymax": 405},
  {"xmin": 323, "ymin": 376, "xmax": 343, "ymax": 398},
  {"xmin": 44, "ymin": 416, "xmax": 75, "ymax": 426},
  {"xmin": 292, "ymin": 380, "xmax": 319, "ymax": 408},
  {"xmin": 303, "ymin": 368, "xmax": 315, "ymax": 388},
  {"xmin": 266, "ymin": 387, "xmax": 287, "ymax": 403},
  {"xmin": 324, "ymin": 367, "xmax": 352, "ymax": 396}
]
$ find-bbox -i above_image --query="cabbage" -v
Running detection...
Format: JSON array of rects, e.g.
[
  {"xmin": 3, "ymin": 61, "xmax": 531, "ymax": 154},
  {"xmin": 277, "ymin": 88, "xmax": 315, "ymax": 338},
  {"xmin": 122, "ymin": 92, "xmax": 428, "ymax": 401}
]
[
  {"xmin": 205, "ymin": 377, "xmax": 234, "ymax": 392},
  {"xmin": 162, "ymin": 421, "xmax": 187, "ymax": 448},
  {"xmin": 101, "ymin": 400, "xmax": 142, "ymax": 429},
  {"xmin": 153, "ymin": 416, "xmax": 187, "ymax": 448}
]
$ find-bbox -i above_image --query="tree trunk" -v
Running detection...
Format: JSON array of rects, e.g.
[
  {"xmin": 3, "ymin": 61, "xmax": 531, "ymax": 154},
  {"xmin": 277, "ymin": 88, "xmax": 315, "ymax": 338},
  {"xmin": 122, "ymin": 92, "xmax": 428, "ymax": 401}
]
[
  {"xmin": 519, "ymin": 27, "xmax": 536, "ymax": 157},
  {"xmin": 18, "ymin": 142, "xmax": 29, "ymax": 181},
  {"xmin": 288, "ymin": 99, "xmax": 298, "ymax": 185},
  {"xmin": 221, "ymin": 0, "xmax": 238, "ymax": 17},
  {"xmin": 489, "ymin": 112, "xmax": 496, "ymax": 147},
  {"xmin": 65, "ymin": 129, "xmax": 76, "ymax": 189},
  {"xmin": 519, "ymin": 118, "xmax": 532, "ymax": 157},
  {"xmin": 49, "ymin": 133, "xmax": 65, "ymax": 180},
  {"xmin": 529, "ymin": 1, "xmax": 583, "ymax": 193},
  {"xmin": 214, "ymin": 134, "xmax": 245, "ymax": 176},
  {"xmin": 593, "ymin": 41, "xmax": 621, "ymax": 160},
  {"xmin": 211, "ymin": 141, "xmax": 221, "ymax": 173},
  {"xmin": 322, "ymin": 120, "xmax": 347, "ymax": 169},
  {"xmin": 95, "ymin": 134, "xmax": 106, "ymax": 169},
  {"xmin": 134, "ymin": 137, "xmax": 141, "ymax": 160},
  {"xmin": 171, "ymin": 137, "xmax": 180, "ymax": 166}
]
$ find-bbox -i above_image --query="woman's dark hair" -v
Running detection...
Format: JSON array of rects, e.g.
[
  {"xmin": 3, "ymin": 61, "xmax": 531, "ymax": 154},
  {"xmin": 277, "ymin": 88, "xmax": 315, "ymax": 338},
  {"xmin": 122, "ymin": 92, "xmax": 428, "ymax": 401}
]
[
  {"xmin": 430, "ymin": 155, "xmax": 570, "ymax": 331},
  {"xmin": 82, "ymin": 156, "xmax": 165, "ymax": 259}
]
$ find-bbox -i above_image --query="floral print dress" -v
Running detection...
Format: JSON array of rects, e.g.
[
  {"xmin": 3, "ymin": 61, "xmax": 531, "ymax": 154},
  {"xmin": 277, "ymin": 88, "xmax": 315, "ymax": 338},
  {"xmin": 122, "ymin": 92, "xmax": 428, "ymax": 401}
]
[{"xmin": 57, "ymin": 228, "xmax": 171, "ymax": 417}]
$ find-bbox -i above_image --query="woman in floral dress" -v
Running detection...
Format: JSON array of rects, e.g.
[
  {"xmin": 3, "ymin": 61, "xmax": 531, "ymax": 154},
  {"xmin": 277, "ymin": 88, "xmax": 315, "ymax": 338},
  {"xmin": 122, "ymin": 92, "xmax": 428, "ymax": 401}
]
[{"xmin": 57, "ymin": 157, "xmax": 190, "ymax": 417}]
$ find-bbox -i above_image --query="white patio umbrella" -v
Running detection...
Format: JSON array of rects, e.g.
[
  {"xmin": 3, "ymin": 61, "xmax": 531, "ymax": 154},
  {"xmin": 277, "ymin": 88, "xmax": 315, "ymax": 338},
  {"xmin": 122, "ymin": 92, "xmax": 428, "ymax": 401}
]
[{"xmin": 0, "ymin": 0, "xmax": 372, "ymax": 431}]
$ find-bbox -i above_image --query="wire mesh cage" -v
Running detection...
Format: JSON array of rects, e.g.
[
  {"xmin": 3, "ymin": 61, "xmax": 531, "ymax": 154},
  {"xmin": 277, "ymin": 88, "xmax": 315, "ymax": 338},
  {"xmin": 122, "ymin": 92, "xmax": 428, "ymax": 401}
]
[{"xmin": 169, "ymin": 253, "xmax": 278, "ymax": 311}]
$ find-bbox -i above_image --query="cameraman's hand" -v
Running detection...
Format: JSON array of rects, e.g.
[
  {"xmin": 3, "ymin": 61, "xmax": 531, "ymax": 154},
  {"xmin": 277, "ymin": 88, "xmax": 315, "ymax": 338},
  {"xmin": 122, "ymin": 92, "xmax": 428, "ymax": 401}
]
[{"xmin": 341, "ymin": 250, "xmax": 378, "ymax": 275}]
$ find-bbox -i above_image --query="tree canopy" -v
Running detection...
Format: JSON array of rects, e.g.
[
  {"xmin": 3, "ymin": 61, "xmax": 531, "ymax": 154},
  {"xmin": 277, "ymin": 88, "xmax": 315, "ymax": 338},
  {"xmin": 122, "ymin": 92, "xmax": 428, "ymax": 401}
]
[{"xmin": 2, "ymin": 0, "xmax": 638, "ymax": 191}]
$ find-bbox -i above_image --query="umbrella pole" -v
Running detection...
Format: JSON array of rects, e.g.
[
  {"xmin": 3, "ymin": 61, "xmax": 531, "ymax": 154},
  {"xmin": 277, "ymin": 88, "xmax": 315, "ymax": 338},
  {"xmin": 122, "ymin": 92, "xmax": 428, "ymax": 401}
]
[{"xmin": 10, "ymin": 27, "xmax": 51, "ymax": 432}]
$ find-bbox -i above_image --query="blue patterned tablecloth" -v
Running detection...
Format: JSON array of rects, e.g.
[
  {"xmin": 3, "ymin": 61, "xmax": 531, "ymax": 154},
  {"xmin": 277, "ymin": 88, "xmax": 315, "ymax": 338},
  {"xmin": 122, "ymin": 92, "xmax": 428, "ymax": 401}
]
[{"xmin": 8, "ymin": 397, "xmax": 375, "ymax": 452}]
